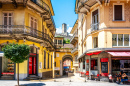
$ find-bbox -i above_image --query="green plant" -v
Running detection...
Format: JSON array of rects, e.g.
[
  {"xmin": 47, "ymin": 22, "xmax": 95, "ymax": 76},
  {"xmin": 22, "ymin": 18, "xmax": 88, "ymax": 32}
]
[{"xmin": 2, "ymin": 43, "xmax": 30, "ymax": 86}]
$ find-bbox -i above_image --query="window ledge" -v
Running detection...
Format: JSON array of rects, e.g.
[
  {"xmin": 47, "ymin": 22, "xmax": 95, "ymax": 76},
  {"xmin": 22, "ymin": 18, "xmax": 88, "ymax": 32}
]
[{"xmin": 112, "ymin": 20, "xmax": 126, "ymax": 22}]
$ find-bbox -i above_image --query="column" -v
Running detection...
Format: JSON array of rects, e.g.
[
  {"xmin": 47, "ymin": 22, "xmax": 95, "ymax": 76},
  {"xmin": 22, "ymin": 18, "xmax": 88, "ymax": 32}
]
[
  {"xmin": 52, "ymin": 50, "xmax": 56, "ymax": 78},
  {"xmin": 60, "ymin": 60, "xmax": 63, "ymax": 76},
  {"xmin": 108, "ymin": 54, "xmax": 112, "ymax": 74},
  {"xmin": 98, "ymin": 55, "xmax": 101, "ymax": 74},
  {"xmin": 89, "ymin": 56, "xmax": 91, "ymax": 79}
]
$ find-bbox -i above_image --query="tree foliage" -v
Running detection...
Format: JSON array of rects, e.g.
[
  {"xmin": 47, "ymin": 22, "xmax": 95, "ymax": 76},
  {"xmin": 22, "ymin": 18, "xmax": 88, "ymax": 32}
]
[
  {"xmin": 63, "ymin": 39, "xmax": 70, "ymax": 44},
  {"xmin": 2, "ymin": 43, "xmax": 30, "ymax": 63}
]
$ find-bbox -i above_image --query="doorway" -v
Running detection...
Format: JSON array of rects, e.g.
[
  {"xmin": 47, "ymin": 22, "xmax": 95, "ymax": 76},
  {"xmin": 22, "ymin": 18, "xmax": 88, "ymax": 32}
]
[{"xmin": 29, "ymin": 57, "xmax": 37, "ymax": 75}]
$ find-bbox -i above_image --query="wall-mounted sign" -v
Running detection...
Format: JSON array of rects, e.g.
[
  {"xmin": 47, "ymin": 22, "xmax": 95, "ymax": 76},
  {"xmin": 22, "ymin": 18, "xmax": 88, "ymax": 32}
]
[
  {"xmin": 39, "ymin": 62, "xmax": 42, "ymax": 69},
  {"xmin": 56, "ymin": 53, "xmax": 59, "ymax": 57},
  {"xmin": 0, "ymin": 52, "xmax": 4, "ymax": 57},
  {"xmin": 101, "ymin": 62, "xmax": 108, "ymax": 73},
  {"xmin": 54, "ymin": 67, "xmax": 60, "ymax": 70}
]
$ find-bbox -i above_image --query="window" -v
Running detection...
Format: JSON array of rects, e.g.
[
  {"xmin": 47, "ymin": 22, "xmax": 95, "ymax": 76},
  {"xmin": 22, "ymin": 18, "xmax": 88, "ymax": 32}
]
[
  {"xmin": 44, "ymin": 51, "xmax": 46, "ymax": 69},
  {"xmin": 91, "ymin": 59, "xmax": 98, "ymax": 70},
  {"xmin": 30, "ymin": 17, "xmax": 37, "ymax": 29},
  {"xmin": 48, "ymin": 53, "xmax": 49, "ymax": 69},
  {"xmin": 58, "ymin": 40, "xmax": 62, "ymax": 44},
  {"xmin": 93, "ymin": 37, "xmax": 98, "ymax": 48},
  {"xmin": 54, "ymin": 40, "xmax": 57, "ymax": 44},
  {"xmin": 54, "ymin": 62, "xmax": 56, "ymax": 67},
  {"xmin": 83, "ymin": 57, "xmax": 85, "ymax": 69},
  {"xmin": 114, "ymin": 5, "xmax": 123, "ymax": 20},
  {"xmin": 30, "ymin": 17, "xmax": 37, "ymax": 36},
  {"xmin": 3, "ymin": 13, "xmax": 13, "ymax": 27},
  {"xmin": 92, "ymin": 9, "xmax": 99, "ymax": 31},
  {"xmin": 112, "ymin": 34, "xmax": 130, "ymax": 46}
]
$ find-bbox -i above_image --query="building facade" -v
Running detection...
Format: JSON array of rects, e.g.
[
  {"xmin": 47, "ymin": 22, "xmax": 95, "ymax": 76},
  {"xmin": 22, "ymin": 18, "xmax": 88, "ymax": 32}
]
[
  {"xmin": 54, "ymin": 37, "xmax": 74, "ymax": 77},
  {"xmin": 70, "ymin": 20, "xmax": 79, "ymax": 73},
  {"xmin": 0, "ymin": 0, "xmax": 56, "ymax": 80},
  {"xmin": 75, "ymin": 0, "xmax": 130, "ymax": 81}
]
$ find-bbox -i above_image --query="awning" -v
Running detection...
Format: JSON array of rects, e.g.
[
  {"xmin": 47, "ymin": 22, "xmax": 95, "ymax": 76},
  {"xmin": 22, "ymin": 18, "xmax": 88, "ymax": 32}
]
[
  {"xmin": 0, "ymin": 52, "xmax": 4, "ymax": 57},
  {"xmin": 108, "ymin": 52, "xmax": 130, "ymax": 56},
  {"xmin": 86, "ymin": 51, "xmax": 102, "ymax": 56}
]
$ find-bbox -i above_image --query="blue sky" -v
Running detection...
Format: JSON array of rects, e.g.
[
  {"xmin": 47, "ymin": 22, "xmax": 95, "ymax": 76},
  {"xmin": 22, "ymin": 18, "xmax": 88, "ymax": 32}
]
[{"xmin": 51, "ymin": 0, "xmax": 77, "ymax": 33}]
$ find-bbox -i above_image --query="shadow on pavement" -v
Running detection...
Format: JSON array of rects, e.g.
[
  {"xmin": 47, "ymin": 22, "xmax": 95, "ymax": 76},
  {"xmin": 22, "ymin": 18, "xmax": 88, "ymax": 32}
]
[{"xmin": 21, "ymin": 83, "xmax": 46, "ymax": 86}]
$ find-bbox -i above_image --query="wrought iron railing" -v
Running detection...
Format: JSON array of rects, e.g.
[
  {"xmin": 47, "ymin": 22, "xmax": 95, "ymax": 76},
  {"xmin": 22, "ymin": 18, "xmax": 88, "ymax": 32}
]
[
  {"xmin": 71, "ymin": 47, "xmax": 78, "ymax": 53},
  {"xmin": 0, "ymin": 25, "xmax": 54, "ymax": 46},
  {"xmin": 70, "ymin": 32, "xmax": 78, "ymax": 43},
  {"xmin": 91, "ymin": 23, "xmax": 99, "ymax": 32},
  {"xmin": 31, "ymin": 0, "xmax": 51, "ymax": 13}
]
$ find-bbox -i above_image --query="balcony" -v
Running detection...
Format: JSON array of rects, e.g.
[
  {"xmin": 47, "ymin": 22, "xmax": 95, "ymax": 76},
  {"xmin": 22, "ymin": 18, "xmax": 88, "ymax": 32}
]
[
  {"xmin": 91, "ymin": 23, "xmax": 99, "ymax": 32},
  {"xmin": 71, "ymin": 47, "xmax": 78, "ymax": 54},
  {"xmin": 0, "ymin": 25, "xmax": 55, "ymax": 51},
  {"xmin": 73, "ymin": 61, "xmax": 79, "ymax": 67},
  {"xmin": 70, "ymin": 32, "xmax": 78, "ymax": 45}
]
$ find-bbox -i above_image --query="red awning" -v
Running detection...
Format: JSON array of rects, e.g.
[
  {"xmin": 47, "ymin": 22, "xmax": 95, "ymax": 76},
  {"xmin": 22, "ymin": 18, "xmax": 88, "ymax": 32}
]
[
  {"xmin": 108, "ymin": 52, "xmax": 130, "ymax": 56},
  {"xmin": 86, "ymin": 51, "xmax": 102, "ymax": 56}
]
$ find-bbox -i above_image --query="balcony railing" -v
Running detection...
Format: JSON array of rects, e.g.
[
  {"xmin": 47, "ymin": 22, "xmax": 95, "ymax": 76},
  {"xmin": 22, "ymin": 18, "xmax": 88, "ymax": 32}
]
[
  {"xmin": 91, "ymin": 23, "xmax": 99, "ymax": 32},
  {"xmin": 70, "ymin": 32, "xmax": 78, "ymax": 43},
  {"xmin": 31, "ymin": 0, "xmax": 51, "ymax": 13},
  {"xmin": 71, "ymin": 47, "xmax": 78, "ymax": 53},
  {"xmin": 0, "ymin": 25, "xmax": 54, "ymax": 47}
]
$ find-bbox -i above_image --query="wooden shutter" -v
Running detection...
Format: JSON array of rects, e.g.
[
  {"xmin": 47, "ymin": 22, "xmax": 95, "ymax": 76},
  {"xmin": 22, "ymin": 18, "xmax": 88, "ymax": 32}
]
[
  {"xmin": 48, "ymin": 53, "xmax": 49, "ymax": 69},
  {"xmin": 114, "ymin": 5, "xmax": 122, "ymax": 20},
  {"xmin": 44, "ymin": 51, "xmax": 46, "ymax": 69}
]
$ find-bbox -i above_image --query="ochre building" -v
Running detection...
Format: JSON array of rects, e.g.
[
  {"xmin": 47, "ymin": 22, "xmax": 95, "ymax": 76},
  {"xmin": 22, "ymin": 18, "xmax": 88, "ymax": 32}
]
[
  {"xmin": 0, "ymin": 0, "xmax": 56, "ymax": 80},
  {"xmin": 75, "ymin": 0, "xmax": 130, "ymax": 81}
]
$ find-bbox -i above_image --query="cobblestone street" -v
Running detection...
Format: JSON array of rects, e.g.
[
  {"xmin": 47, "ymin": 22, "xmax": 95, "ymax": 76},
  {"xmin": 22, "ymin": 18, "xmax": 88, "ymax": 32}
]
[{"xmin": 0, "ymin": 75, "xmax": 129, "ymax": 86}]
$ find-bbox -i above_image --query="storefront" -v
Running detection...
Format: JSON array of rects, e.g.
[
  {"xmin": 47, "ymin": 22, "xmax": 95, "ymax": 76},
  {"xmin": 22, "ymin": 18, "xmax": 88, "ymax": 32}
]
[{"xmin": 0, "ymin": 51, "xmax": 15, "ymax": 80}]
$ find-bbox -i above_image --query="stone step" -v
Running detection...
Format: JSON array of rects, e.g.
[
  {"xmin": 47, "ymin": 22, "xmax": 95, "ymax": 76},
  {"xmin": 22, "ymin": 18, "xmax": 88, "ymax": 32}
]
[
  {"xmin": 0, "ymin": 75, "xmax": 14, "ymax": 80},
  {"xmin": 23, "ymin": 76, "xmax": 42, "ymax": 80}
]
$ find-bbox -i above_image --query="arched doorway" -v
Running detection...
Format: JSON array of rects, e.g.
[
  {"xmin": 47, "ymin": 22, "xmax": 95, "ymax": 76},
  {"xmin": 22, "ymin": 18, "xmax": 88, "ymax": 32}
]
[
  {"xmin": 60, "ymin": 55, "xmax": 73, "ymax": 76},
  {"xmin": 28, "ymin": 45, "xmax": 39, "ymax": 76}
]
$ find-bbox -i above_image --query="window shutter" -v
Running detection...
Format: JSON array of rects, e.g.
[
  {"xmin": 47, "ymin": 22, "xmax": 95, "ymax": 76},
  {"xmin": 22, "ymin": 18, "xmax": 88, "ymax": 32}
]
[{"xmin": 114, "ymin": 5, "xmax": 122, "ymax": 20}]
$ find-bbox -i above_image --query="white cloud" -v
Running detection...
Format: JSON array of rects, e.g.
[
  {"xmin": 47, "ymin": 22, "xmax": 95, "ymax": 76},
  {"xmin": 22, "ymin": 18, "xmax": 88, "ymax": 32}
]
[
  {"xmin": 56, "ymin": 27, "xmax": 62, "ymax": 33},
  {"xmin": 67, "ymin": 24, "xmax": 69, "ymax": 27},
  {"xmin": 67, "ymin": 27, "xmax": 72, "ymax": 33}
]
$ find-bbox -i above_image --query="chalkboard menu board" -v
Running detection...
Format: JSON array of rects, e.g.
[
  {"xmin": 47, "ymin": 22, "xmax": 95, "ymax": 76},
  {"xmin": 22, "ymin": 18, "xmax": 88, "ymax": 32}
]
[{"xmin": 101, "ymin": 62, "xmax": 108, "ymax": 73}]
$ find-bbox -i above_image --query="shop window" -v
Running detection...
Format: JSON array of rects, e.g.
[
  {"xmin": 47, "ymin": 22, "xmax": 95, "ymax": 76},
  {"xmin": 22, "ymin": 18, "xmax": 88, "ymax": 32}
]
[
  {"xmin": 114, "ymin": 5, "xmax": 123, "ymax": 20},
  {"xmin": 2, "ymin": 57, "xmax": 14, "ymax": 75},
  {"xmin": 83, "ymin": 57, "xmax": 85, "ymax": 69},
  {"xmin": 112, "ymin": 34, "xmax": 130, "ymax": 46},
  {"xmin": 112, "ymin": 60, "xmax": 120, "ymax": 71},
  {"xmin": 55, "ymin": 70, "xmax": 59, "ymax": 75},
  {"xmin": 91, "ymin": 59, "xmax": 97, "ymax": 70}
]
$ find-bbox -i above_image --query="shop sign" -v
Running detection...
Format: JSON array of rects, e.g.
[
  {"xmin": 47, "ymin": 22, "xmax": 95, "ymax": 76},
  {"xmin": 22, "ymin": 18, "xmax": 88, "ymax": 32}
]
[
  {"xmin": 86, "ymin": 59, "xmax": 89, "ymax": 63},
  {"xmin": 101, "ymin": 62, "xmax": 108, "ymax": 73},
  {"xmin": 100, "ymin": 58, "xmax": 108, "ymax": 62},
  {"xmin": 54, "ymin": 67, "xmax": 60, "ymax": 70},
  {"xmin": 0, "ymin": 52, "xmax": 4, "ymax": 57}
]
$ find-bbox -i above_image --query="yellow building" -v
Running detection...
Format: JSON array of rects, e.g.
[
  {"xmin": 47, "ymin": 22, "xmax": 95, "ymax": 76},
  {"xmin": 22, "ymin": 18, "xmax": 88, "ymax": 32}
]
[
  {"xmin": 54, "ymin": 37, "xmax": 73, "ymax": 77},
  {"xmin": 0, "ymin": 0, "xmax": 56, "ymax": 80},
  {"xmin": 70, "ymin": 20, "xmax": 79, "ymax": 73},
  {"xmin": 75, "ymin": 0, "xmax": 130, "ymax": 80}
]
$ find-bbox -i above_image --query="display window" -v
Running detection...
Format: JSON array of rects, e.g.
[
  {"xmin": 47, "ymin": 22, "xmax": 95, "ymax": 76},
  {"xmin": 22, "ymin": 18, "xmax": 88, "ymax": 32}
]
[
  {"xmin": 2, "ymin": 57, "xmax": 14, "ymax": 75},
  {"xmin": 112, "ymin": 59, "xmax": 130, "ymax": 76},
  {"xmin": 91, "ymin": 59, "xmax": 97, "ymax": 70}
]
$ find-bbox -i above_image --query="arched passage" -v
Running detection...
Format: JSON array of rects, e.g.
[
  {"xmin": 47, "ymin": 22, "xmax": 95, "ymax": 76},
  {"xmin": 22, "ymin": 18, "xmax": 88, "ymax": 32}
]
[{"xmin": 60, "ymin": 55, "xmax": 73, "ymax": 76}]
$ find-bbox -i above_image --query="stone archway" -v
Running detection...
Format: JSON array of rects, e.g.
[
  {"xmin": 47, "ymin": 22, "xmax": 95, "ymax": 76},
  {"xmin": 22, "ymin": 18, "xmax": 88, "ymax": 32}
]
[{"xmin": 60, "ymin": 55, "xmax": 73, "ymax": 76}]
